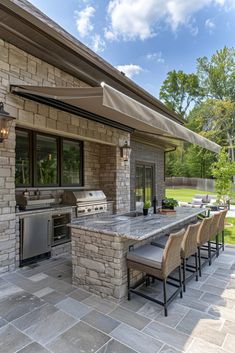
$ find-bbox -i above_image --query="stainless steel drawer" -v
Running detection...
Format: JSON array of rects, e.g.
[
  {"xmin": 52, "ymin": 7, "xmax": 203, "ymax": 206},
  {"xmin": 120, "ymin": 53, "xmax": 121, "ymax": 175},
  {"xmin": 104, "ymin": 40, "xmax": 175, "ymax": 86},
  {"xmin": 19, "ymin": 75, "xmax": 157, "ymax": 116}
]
[{"xmin": 20, "ymin": 213, "xmax": 52, "ymax": 261}]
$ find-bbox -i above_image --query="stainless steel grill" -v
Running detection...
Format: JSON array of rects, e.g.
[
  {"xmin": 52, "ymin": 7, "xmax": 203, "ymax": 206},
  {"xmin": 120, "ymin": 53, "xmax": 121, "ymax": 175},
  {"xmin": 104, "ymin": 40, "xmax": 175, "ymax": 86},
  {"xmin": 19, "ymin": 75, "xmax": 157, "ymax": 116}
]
[{"xmin": 63, "ymin": 190, "xmax": 107, "ymax": 215}]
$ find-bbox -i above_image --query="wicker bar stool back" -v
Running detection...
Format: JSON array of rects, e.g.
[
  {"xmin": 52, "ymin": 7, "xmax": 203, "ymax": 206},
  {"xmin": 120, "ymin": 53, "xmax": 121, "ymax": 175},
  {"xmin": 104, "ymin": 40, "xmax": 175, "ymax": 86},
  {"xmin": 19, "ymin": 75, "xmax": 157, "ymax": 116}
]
[
  {"xmin": 127, "ymin": 229, "xmax": 185, "ymax": 316},
  {"xmin": 181, "ymin": 222, "xmax": 201, "ymax": 291},
  {"xmin": 197, "ymin": 216, "xmax": 213, "ymax": 276},
  {"xmin": 209, "ymin": 212, "xmax": 221, "ymax": 258},
  {"xmin": 162, "ymin": 229, "xmax": 186, "ymax": 278},
  {"xmin": 217, "ymin": 209, "xmax": 228, "ymax": 251}
]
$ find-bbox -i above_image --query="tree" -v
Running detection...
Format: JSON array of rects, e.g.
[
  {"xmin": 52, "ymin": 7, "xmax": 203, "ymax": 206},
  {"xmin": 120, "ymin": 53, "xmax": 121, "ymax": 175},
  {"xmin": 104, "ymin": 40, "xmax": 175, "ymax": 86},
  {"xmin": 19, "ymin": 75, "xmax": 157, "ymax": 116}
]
[
  {"xmin": 160, "ymin": 47, "xmax": 235, "ymax": 179},
  {"xmin": 211, "ymin": 148, "xmax": 235, "ymax": 206},
  {"xmin": 159, "ymin": 70, "xmax": 202, "ymax": 119},
  {"xmin": 197, "ymin": 47, "xmax": 235, "ymax": 101}
]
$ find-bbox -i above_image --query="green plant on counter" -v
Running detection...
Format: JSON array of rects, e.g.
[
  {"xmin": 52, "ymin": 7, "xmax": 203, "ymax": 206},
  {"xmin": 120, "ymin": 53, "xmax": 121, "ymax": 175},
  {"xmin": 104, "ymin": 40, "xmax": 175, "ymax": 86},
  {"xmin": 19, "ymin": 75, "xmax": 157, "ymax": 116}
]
[
  {"xmin": 162, "ymin": 198, "xmax": 179, "ymax": 208},
  {"xmin": 143, "ymin": 200, "xmax": 151, "ymax": 209}
]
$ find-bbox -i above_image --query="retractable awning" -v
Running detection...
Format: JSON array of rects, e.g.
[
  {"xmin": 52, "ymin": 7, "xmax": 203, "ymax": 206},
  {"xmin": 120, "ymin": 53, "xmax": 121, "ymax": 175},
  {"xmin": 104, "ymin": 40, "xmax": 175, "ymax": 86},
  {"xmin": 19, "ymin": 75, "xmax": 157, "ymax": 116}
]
[{"xmin": 11, "ymin": 83, "xmax": 220, "ymax": 153}]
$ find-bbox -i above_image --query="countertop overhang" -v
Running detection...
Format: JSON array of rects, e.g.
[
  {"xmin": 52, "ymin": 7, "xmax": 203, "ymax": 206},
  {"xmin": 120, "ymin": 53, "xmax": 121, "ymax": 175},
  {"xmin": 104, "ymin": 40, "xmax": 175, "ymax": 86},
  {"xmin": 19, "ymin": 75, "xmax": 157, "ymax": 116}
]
[{"xmin": 69, "ymin": 207, "xmax": 205, "ymax": 240}]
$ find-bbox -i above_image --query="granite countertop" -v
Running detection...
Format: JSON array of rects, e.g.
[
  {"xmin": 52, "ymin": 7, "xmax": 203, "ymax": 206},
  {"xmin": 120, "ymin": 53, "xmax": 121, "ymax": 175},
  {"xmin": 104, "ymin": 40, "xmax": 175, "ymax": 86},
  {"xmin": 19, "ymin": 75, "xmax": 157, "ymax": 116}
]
[{"xmin": 69, "ymin": 207, "xmax": 205, "ymax": 240}]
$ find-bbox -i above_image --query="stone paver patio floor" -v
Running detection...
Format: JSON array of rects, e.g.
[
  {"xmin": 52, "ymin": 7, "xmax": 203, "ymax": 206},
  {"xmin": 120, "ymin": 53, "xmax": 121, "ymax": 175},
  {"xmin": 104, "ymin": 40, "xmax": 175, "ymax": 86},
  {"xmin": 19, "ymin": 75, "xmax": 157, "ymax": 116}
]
[{"xmin": 0, "ymin": 245, "xmax": 235, "ymax": 353}]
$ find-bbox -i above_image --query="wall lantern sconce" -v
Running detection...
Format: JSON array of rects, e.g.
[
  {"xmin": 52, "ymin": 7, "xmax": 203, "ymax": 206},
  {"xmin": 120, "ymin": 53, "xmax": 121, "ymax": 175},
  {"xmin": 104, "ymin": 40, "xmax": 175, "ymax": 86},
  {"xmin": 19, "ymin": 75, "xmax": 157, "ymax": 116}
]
[
  {"xmin": 120, "ymin": 141, "xmax": 131, "ymax": 162},
  {"xmin": 0, "ymin": 102, "xmax": 15, "ymax": 143}
]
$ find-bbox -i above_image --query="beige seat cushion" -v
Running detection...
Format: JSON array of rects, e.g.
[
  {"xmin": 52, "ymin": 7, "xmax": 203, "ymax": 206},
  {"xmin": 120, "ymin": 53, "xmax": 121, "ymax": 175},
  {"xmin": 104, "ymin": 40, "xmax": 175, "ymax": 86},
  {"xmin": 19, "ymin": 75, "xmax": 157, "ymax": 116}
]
[{"xmin": 127, "ymin": 244, "xmax": 163, "ymax": 269}]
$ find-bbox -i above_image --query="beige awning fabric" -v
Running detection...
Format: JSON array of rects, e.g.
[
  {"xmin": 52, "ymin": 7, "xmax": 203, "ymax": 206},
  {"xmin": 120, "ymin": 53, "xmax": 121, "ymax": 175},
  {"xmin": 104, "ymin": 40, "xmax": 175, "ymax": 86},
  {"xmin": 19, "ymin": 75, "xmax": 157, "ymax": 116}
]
[{"xmin": 11, "ymin": 83, "xmax": 220, "ymax": 153}]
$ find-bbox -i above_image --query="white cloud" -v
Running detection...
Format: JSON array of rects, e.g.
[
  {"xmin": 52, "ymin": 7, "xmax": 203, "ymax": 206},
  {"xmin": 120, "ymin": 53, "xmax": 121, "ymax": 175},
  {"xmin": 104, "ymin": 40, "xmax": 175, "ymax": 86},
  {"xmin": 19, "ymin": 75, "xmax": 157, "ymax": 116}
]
[
  {"xmin": 146, "ymin": 52, "xmax": 165, "ymax": 64},
  {"xmin": 75, "ymin": 5, "xmax": 95, "ymax": 38},
  {"xmin": 205, "ymin": 18, "xmax": 216, "ymax": 32},
  {"xmin": 91, "ymin": 34, "xmax": 106, "ymax": 52},
  {"xmin": 105, "ymin": 0, "xmax": 225, "ymax": 40},
  {"xmin": 116, "ymin": 64, "xmax": 143, "ymax": 78}
]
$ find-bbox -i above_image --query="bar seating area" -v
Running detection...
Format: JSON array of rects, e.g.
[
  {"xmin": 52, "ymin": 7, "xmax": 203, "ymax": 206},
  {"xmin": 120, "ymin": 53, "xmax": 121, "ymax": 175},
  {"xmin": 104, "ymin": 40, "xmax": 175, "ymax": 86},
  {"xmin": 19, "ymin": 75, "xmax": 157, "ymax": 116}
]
[{"xmin": 127, "ymin": 209, "xmax": 228, "ymax": 316}]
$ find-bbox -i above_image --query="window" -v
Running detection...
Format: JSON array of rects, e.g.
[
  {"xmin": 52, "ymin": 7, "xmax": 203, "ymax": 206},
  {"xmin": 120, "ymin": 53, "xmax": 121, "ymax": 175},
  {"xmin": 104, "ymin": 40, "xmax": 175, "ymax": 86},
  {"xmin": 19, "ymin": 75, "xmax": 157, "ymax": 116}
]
[
  {"xmin": 62, "ymin": 139, "xmax": 82, "ymax": 186},
  {"xmin": 35, "ymin": 134, "xmax": 58, "ymax": 186},
  {"xmin": 135, "ymin": 163, "xmax": 154, "ymax": 208},
  {"xmin": 15, "ymin": 128, "xmax": 83, "ymax": 188},
  {"xmin": 16, "ymin": 129, "xmax": 31, "ymax": 186}
]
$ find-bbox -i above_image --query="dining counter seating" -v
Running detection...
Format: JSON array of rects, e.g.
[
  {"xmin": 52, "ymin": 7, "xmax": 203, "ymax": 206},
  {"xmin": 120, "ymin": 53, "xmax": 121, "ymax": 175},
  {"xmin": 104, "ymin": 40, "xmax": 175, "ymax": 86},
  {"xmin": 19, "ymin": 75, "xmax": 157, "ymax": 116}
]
[
  {"xmin": 208, "ymin": 212, "xmax": 221, "ymax": 259},
  {"xmin": 127, "ymin": 229, "xmax": 185, "ymax": 316},
  {"xmin": 181, "ymin": 222, "xmax": 201, "ymax": 291},
  {"xmin": 217, "ymin": 209, "xmax": 228, "ymax": 252},
  {"xmin": 196, "ymin": 216, "xmax": 214, "ymax": 276}
]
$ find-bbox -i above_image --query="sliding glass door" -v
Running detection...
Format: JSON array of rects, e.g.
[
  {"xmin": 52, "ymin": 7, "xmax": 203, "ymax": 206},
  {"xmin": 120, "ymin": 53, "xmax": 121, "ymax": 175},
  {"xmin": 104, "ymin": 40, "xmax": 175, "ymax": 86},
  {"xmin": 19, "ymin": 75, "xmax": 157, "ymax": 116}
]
[{"xmin": 135, "ymin": 163, "xmax": 154, "ymax": 208}]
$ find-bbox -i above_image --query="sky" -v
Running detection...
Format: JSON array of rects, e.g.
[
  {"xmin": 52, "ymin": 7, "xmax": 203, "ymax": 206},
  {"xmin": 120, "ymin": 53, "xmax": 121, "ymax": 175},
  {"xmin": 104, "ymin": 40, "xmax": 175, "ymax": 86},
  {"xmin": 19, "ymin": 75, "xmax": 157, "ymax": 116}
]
[{"xmin": 29, "ymin": 0, "xmax": 235, "ymax": 97}]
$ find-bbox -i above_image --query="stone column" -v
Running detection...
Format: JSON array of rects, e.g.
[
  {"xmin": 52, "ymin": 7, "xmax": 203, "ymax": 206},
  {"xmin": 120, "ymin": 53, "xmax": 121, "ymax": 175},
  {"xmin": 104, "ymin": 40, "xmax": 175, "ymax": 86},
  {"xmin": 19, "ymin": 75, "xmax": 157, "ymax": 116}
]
[{"xmin": 0, "ymin": 124, "xmax": 16, "ymax": 273}]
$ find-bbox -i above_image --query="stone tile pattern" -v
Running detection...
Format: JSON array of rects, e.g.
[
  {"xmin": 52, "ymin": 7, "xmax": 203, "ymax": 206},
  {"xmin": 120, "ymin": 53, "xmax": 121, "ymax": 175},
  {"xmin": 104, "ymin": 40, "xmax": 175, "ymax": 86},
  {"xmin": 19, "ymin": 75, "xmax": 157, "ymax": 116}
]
[
  {"xmin": 130, "ymin": 140, "xmax": 165, "ymax": 210},
  {"xmin": 0, "ymin": 247, "xmax": 235, "ymax": 353},
  {"xmin": 0, "ymin": 38, "xmax": 132, "ymax": 272}
]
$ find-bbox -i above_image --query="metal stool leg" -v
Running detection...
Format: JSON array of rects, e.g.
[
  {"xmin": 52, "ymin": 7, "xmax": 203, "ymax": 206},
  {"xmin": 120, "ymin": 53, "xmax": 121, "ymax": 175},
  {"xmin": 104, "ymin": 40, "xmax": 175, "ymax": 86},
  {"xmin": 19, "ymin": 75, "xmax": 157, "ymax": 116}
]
[
  {"xmin": 163, "ymin": 279, "xmax": 167, "ymax": 317},
  {"xmin": 127, "ymin": 268, "xmax": 131, "ymax": 300},
  {"xmin": 222, "ymin": 230, "xmax": 225, "ymax": 251},
  {"xmin": 208, "ymin": 241, "xmax": 211, "ymax": 266},
  {"xmin": 195, "ymin": 252, "xmax": 199, "ymax": 281},
  {"xmin": 198, "ymin": 247, "xmax": 202, "ymax": 277},
  {"xmin": 182, "ymin": 258, "xmax": 186, "ymax": 292},
  {"xmin": 179, "ymin": 265, "xmax": 183, "ymax": 298},
  {"xmin": 216, "ymin": 234, "xmax": 219, "ymax": 257}
]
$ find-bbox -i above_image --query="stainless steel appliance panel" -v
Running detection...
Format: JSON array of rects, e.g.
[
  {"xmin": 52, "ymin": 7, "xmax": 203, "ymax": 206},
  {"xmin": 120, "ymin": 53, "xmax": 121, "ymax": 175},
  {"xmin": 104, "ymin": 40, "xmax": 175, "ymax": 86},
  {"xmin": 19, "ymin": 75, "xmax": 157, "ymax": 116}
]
[
  {"xmin": 62, "ymin": 190, "xmax": 107, "ymax": 215},
  {"xmin": 21, "ymin": 213, "xmax": 52, "ymax": 261}
]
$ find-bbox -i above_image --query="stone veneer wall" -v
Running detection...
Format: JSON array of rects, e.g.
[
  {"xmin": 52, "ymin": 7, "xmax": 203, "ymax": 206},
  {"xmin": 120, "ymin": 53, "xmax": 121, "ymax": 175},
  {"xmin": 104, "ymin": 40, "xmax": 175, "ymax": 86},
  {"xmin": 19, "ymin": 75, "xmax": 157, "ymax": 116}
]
[
  {"xmin": 0, "ymin": 125, "xmax": 16, "ymax": 273},
  {"xmin": 72, "ymin": 212, "xmax": 199, "ymax": 301},
  {"xmin": 0, "ymin": 38, "xmax": 130, "ymax": 272},
  {"xmin": 130, "ymin": 139, "xmax": 165, "ymax": 210}
]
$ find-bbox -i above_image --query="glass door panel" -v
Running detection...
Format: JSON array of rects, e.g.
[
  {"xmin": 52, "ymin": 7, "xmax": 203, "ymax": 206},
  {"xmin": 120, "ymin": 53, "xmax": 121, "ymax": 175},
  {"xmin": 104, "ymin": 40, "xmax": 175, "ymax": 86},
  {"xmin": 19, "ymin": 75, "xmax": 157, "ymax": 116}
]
[
  {"xmin": 135, "ymin": 165, "xmax": 144, "ymax": 207},
  {"xmin": 135, "ymin": 163, "xmax": 154, "ymax": 209},
  {"xmin": 145, "ymin": 166, "xmax": 153, "ymax": 202}
]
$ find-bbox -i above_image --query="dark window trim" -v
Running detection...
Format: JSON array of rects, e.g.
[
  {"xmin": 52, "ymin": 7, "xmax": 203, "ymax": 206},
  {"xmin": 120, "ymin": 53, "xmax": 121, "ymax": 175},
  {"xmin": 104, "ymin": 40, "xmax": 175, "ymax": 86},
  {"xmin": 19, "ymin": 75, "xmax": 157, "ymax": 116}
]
[
  {"xmin": 33, "ymin": 131, "xmax": 60, "ymax": 187},
  {"xmin": 60, "ymin": 136, "xmax": 84, "ymax": 187},
  {"xmin": 15, "ymin": 127, "xmax": 33, "ymax": 188},
  {"xmin": 135, "ymin": 161, "xmax": 155, "ymax": 205},
  {"xmin": 16, "ymin": 127, "xmax": 84, "ymax": 188}
]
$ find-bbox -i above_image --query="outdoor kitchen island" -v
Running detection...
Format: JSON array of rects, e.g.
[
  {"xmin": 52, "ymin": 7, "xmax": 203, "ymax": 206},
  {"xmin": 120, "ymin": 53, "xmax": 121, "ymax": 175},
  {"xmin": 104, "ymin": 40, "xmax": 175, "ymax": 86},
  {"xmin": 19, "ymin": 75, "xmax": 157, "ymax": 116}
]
[{"xmin": 69, "ymin": 207, "xmax": 205, "ymax": 301}]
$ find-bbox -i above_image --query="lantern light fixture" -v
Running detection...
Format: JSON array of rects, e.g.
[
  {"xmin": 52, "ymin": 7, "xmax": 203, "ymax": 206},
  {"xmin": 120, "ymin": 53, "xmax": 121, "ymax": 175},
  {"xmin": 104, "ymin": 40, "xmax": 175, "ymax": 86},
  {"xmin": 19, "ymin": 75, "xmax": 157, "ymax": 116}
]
[
  {"xmin": 0, "ymin": 102, "xmax": 15, "ymax": 143},
  {"xmin": 120, "ymin": 141, "xmax": 131, "ymax": 162}
]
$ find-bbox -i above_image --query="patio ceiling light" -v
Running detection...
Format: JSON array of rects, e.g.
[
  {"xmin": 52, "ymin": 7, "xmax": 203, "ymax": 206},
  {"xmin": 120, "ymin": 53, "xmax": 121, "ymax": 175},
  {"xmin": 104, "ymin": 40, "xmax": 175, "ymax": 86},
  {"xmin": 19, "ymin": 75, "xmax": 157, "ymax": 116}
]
[
  {"xmin": 120, "ymin": 141, "xmax": 131, "ymax": 162},
  {"xmin": 0, "ymin": 102, "xmax": 15, "ymax": 143}
]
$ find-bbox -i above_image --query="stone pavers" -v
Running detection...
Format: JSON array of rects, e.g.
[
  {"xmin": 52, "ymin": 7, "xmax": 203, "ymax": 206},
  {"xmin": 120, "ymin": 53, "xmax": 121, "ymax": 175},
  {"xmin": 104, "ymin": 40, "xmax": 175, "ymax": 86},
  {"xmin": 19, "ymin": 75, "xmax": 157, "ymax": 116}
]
[{"xmin": 0, "ymin": 248, "xmax": 235, "ymax": 353}]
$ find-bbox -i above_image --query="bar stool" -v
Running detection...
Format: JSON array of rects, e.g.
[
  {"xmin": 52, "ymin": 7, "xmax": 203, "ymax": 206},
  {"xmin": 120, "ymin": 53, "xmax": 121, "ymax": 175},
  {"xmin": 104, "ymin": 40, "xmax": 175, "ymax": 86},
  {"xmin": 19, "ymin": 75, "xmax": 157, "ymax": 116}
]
[
  {"xmin": 210, "ymin": 212, "xmax": 221, "ymax": 258},
  {"xmin": 127, "ymin": 229, "xmax": 185, "ymax": 316},
  {"xmin": 181, "ymin": 222, "xmax": 201, "ymax": 292},
  {"xmin": 196, "ymin": 216, "xmax": 213, "ymax": 276},
  {"xmin": 217, "ymin": 209, "xmax": 228, "ymax": 252}
]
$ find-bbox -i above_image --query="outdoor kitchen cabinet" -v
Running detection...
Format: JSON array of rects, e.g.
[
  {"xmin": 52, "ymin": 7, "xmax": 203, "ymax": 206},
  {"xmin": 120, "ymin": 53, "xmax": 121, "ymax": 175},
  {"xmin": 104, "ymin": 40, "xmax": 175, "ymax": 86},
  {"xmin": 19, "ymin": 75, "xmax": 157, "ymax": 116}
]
[
  {"xmin": 20, "ymin": 213, "xmax": 52, "ymax": 265},
  {"xmin": 52, "ymin": 213, "xmax": 71, "ymax": 246}
]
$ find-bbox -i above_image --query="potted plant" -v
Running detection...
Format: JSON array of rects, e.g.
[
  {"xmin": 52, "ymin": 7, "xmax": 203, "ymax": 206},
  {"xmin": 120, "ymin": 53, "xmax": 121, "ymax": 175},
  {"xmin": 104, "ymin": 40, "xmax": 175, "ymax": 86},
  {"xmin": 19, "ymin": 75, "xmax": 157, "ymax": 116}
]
[
  {"xmin": 162, "ymin": 198, "xmax": 179, "ymax": 210},
  {"xmin": 143, "ymin": 200, "xmax": 151, "ymax": 216}
]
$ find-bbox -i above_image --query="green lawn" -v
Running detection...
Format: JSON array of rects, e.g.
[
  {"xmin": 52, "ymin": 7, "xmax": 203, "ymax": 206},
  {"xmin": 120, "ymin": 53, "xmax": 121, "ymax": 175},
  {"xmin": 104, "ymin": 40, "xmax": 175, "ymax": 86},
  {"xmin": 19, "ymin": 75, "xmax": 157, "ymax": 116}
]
[
  {"xmin": 166, "ymin": 188, "xmax": 235, "ymax": 244},
  {"xmin": 224, "ymin": 217, "xmax": 235, "ymax": 245},
  {"xmin": 166, "ymin": 188, "xmax": 216, "ymax": 203}
]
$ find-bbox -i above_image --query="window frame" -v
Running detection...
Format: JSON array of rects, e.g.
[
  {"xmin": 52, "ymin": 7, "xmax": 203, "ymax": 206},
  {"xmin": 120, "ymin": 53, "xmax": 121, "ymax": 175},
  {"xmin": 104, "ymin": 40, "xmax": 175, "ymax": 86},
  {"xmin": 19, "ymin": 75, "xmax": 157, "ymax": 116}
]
[
  {"xmin": 135, "ymin": 161, "xmax": 155, "ymax": 206},
  {"xmin": 60, "ymin": 136, "xmax": 84, "ymax": 187},
  {"xmin": 15, "ymin": 127, "xmax": 84, "ymax": 188},
  {"xmin": 15, "ymin": 128, "xmax": 33, "ymax": 188},
  {"xmin": 33, "ymin": 131, "xmax": 60, "ymax": 187}
]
